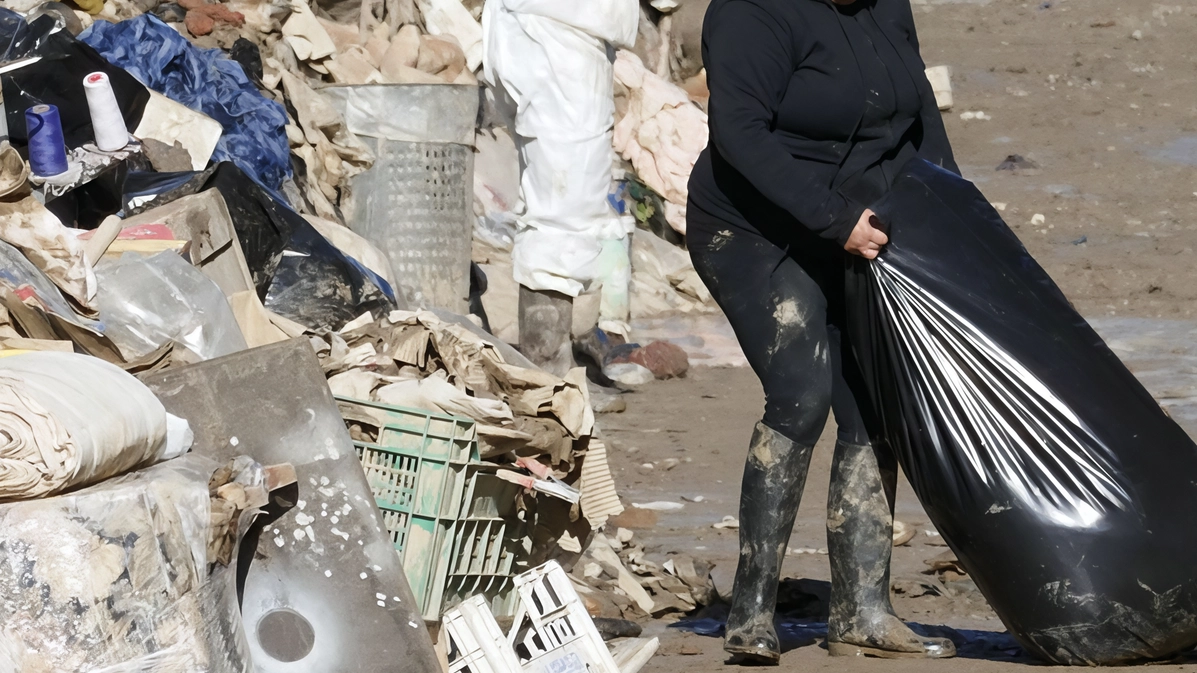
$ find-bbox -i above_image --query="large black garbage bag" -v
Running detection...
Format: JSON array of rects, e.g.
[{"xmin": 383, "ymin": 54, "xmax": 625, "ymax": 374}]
[{"xmin": 844, "ymin": 159, "xmax": 1197, "ymax": 665}]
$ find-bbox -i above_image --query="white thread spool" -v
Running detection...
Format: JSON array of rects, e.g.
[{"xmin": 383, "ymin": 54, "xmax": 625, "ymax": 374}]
[{"xmin": 83, "ymin": 72, "xmax": 128, "ymax": 152}]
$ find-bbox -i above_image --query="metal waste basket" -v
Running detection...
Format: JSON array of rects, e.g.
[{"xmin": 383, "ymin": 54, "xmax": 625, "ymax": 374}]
[{"xmin": 326, "ymin": 84, "xmax": 479, "ymax": 313}]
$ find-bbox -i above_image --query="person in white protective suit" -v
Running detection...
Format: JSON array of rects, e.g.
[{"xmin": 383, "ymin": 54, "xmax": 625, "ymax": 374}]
[{"xmin": 482, "ymin": 0, "xmax": 639, "ymax": 375}]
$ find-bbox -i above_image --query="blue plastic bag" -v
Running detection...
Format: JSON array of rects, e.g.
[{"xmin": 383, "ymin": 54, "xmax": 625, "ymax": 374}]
[{"xmin": 80, "ymin": 15, "xmax": 291, "ymax": 192}]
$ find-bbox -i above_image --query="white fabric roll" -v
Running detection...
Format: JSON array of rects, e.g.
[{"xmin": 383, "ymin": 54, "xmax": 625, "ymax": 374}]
[
  {"xmin": 83, "ymin": 72, "xmax": 129, "ymax": 152},
  {"xmin": 0, "ymin": 352, "xmax": 175, "ymax": 500}
]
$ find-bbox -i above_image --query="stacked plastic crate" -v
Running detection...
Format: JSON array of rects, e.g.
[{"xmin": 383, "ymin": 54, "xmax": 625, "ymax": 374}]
[{"xmin": 337, "ymin": 397, "xmax": 530, "ymax": 621}]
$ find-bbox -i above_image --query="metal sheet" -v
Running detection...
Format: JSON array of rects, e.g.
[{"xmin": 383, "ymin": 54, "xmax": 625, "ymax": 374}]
[{"xmin": 144, "ymin": 339, "xmax": 440, "ymax": 673}]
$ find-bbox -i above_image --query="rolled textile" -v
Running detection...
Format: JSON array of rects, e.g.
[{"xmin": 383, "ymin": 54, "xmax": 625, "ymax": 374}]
[{"xmin": 0, "ymin": 352, "xmax": 183, "ymax": 500}]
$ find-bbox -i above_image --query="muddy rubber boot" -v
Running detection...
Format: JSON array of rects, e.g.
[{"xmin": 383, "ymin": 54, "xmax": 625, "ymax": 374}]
[
  {"xmin": 724, "ymin": 422, "xmax": 815, "ymax": 665},
  {"xmin": 518, "ymin": 285, "xmax": 575, "ymax": 377},
  {"xmin": 825, "ymin": 440, "xmax": 956, "ymax": 659}
]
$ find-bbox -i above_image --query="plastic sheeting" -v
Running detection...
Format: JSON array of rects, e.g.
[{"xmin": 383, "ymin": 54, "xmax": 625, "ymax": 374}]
[
  {"xmin": 119, "ymin": 163, "xmax": 396, "ymax": 330},
  {"xmin": 80, "ymin": 15, "xmax": 291, "ymax": 192},
  {"xmin": 95, "ymin": 251, "xmax": 249, "ymax": 361},
  {"xmin": 0, "ymin": 352, "xmax": 186, "ymax": 501},
  {"xmin": 845, "ymin": 159, "xmax": 1197, "ymax": 665},
  {"xmin": 0, "ymin": 10, "xmax": 149, "ymax": 151},
  {"xmin": 482, "ymin": 0, "xmax": 637, "ymax": 296},
  {"xmin": 0, "ymin": 454, "xmax": 255, "ymax": 672},
  {"xmin": 203, "ymin": 162, "xmax": 397, "ymax": 330}
]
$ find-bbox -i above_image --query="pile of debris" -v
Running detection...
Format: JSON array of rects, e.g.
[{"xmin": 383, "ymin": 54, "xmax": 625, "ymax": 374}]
[
  {"xmin": 0, "ymin": 0, "xmax": 737, "ymax": 669},
  {"xmin": 573, "ymin": 529, "xmax": 719, "ymax": 621},
  {"xmin": 319, "ymin": 308, "xmax": 595, "ymax": 471}
]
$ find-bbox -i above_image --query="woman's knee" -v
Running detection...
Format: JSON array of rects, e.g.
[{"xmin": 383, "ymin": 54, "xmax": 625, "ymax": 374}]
[{"xmin": 761, "ymin": 368, "xmax": 834, "ymax": 447}]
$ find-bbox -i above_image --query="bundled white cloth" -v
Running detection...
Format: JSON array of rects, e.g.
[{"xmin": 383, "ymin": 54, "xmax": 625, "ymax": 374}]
[
  {"xmin": 0, "ymin": 352, "xmax": 190, "ymax": 501},
  {"xmin": 613, "ymin": 50, "xmax": 709, "ymax": 236},
  {"xmin": 482, "ymin": 0, "xmax": 638, "ymax": 297}
]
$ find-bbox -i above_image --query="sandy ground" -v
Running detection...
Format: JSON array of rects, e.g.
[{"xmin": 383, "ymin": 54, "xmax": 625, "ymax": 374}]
[{"xmin": 596, "ymin": 0, "xmax": 1197, "ymax": 670}]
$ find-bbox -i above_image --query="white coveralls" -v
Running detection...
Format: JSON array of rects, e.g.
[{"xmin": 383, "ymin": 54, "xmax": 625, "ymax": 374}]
[{"xmin": 481, "ymin": 0, "xmax": 639, "ymax": 301}]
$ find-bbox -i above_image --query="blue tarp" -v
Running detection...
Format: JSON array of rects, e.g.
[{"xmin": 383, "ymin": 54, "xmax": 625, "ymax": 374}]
[{"xmin": 80, "ymin": 15, "xmax": 291, "ymax": 192}]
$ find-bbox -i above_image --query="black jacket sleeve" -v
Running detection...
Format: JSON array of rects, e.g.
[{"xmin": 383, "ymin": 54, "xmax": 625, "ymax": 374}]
[
  {"xmin": 705, "ymin": 0, "xmax": 864, "ymax": 244},
  {"xmin": 899, "ymin": 1, "xmax": 960, "ymax": 175}
]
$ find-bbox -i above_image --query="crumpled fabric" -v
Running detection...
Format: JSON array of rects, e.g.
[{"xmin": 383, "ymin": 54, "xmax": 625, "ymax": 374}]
[
  {"xmin": 374, "ymin": 372, "xmax": 515, "ymax": 426},
  {"xmin": 0, "ymin": 195, "xmax": 96, "ymax": 310},
  {"xmin": 482, "ymin": 0, "xmax": 637, "ymax": 296},
  {"xmin": 281, "ymin": 0, "xmax": 335, "ymax": 62},
  {"xmin": 279, "ymin": 70, "xmax": 373, "ymax": 221},
  {"xmin": 613, "ymin": 50, "xmax": 708, "ymax": 236},
  {"xmin": 80, "ymin": 14, "xmax": 291, "ymax": 192},
  {"xmin": 0, "ymin": 352, "xmax": 174, "ymax": 501},
  {"xmin": 417, "ymin": 0, "xmax": 483, "ymax": 71}
]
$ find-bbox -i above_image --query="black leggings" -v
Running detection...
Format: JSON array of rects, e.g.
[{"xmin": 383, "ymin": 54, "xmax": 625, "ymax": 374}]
[{"xmin": 688, "ymin": 210, "xmax": 874, "ymax": 449}]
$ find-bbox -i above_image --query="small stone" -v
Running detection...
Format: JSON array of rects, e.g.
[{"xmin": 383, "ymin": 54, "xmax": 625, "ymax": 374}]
[
  {"xmin": 1030, "ymin": 213, "xmax": 1046, "ymax": 225},
  {"xmin": 610, "ymin": 341, "xmax": 690, "ymax": 379},
  {"xmin": 607, "ymin": 508, "xmax": 658, "ymax": 530},
  {"xmin": 662, "ymin": 458, "xmax": 681, "ymax": 470},
  {"xmin": 605, "ymin": 362, "xmax": 655, "ymax": 387},
  {"xmin": 1131, "ymin": 29, "xmax": 1142, "ymax": 40}
]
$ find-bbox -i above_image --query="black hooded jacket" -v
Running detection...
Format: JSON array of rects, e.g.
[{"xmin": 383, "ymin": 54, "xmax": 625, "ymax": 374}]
[{"xmin": 687, "ymin": 0, "xmax": 959, "ymax": 246}]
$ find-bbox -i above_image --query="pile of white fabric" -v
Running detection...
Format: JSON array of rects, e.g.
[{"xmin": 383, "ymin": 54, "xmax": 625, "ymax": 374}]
[{"xmin": 0, "ymin": 352, "xmax": 190, "ymax": 500}]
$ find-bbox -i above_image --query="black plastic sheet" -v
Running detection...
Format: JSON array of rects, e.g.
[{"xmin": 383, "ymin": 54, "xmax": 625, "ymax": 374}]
[
  {"xmin": 0, "ymin": 11, "xmax": 148, "ymax": 150},
  {"xmin": 845, "ymin": 159, "xmax": 1197, "ymax": 665},
  {"xmin": 205, "ymin": 163, "xmax": 395, "ymax": 330},
  {"xmin": 122, "ymin": 164, "xmax": 396, "ymax": 329}
]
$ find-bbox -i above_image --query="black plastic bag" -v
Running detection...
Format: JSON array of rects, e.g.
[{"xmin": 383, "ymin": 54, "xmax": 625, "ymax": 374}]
[
  {"xmin": 845, "ymin": 159, "xmax": 1197, "ymax": 665},
  {"xmin": 121, "ymin": 164, "xmax": 396, "ymax": 329},
  {"xmin": 203, "ymin": 163, "xmax": 395, "ymax": 330}
]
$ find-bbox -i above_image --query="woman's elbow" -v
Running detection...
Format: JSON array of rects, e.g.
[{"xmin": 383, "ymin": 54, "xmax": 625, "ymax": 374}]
[{"xmin": 710, "ymin": 116, "xmax": 772, "ymax": 166}]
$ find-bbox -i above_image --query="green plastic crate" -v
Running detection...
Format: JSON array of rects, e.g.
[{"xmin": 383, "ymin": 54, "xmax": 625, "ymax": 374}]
[
  {"xmin": 440, "ymin": 472, "xmax": 531, "ymax": 620},
  {"xmin": 337, "ymin": 397, "xmax": 529, "ymax": 622}
]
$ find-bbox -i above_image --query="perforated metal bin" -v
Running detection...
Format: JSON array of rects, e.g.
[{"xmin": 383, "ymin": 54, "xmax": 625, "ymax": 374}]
[{"xmin": 325, "ymin": 83, "xmax": 480, "ymax": 314}]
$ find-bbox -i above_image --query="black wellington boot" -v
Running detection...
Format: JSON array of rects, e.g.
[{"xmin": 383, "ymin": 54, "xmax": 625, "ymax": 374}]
[
  {"xmin": 724, "ymin": 422, "xmax": 815, "ymax": 665},
  {"xmin": 825, "ymin": 440, "xmax": 956, "ymax": 659}
]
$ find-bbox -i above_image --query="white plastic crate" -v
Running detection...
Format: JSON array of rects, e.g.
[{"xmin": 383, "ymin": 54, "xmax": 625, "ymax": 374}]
[
  {"xmin": 444, "ymin": 561, "xmax": 658, "ymax": 673},
  {"xmin": 444, "ymin": 595, "xmax": 523, "ymax": 673},
  {"xmin": 508, "ymin": 561, "xmax": 621, "ymax": 673}
]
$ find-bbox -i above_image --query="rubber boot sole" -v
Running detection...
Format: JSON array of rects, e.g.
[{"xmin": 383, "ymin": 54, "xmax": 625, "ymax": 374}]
[
  {"xmin": 723, "ymin": 646, "xmax": 781, "ymax": 666},
  {"xmin": 827, "ymin": 641, "xmax": 957, "ymax": 659}
]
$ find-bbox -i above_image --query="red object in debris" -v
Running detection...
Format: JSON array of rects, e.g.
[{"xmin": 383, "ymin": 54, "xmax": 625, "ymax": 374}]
[
  {"xmin": 177, "ymin": 0, "xmax": 245, "ymax": 36},
  {"xmin": 610, "ymin": 340, "xmax": 690, "ymax": 380},
  {"xmin": 77, "ymin": 224, "xmax": 174, "ymax": 241}
]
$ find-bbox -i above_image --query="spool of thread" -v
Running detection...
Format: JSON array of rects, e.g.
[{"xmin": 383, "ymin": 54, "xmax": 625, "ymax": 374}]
[
  {"xmin": 25, "ymin": 104, "xmax": 69, "ymax": 178},
  {"xmin": 83, "ymin": 72, "xmax": 128, "ymax": 152}
]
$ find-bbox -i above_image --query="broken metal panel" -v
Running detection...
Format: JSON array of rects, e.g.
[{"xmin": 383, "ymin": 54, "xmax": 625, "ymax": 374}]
[{"xmin": 144, "ymin": 338, "xmax": 440, "ymax": 672}]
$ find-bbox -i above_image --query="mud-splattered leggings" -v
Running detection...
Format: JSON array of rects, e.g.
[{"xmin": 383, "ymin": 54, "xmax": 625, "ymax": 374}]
[{"xmin": 687, "ymin": 213, "xmax": 873, "ymax": 449}]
